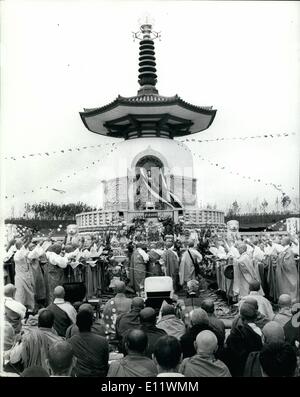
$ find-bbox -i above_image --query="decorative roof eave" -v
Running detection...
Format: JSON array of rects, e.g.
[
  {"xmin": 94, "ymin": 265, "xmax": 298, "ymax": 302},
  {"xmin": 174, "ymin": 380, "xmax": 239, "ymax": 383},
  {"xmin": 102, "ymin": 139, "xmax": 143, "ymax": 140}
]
[{"xmin": 80, "ymin": 94, "xmax": 215, "ymax": 117}]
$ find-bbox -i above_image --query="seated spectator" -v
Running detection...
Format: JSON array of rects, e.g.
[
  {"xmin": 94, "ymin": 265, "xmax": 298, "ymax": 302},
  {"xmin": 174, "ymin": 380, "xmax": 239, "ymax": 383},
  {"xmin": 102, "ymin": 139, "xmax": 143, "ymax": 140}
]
[
  {"xmin": 102, "ymin": 281, "xmax": 132, "ymax": 340},
  {"xmin": 273, "ymin": 294, "xmax": 293, "ymax": 328},
  {"xmin": 140, "ymin": 307, "xmax": 166, "ymax": 358},
  {"xmin": 21, "ymin": 366, "xmax": 50, "ymax": 377},
  {"xmin": 65, "ymin": 303, "xmax": 106, "ymax": 339},
  {"xmin": 69, "ymin": 309, "xmax": 109, "ymax": 377},
  {"xmin": 225, "ymin": 302, "xmax": 263, "ymax": 376},
  {"xmin": 4, "ymin": 284, "xmax": 27, "ymax": 334},
  {"xmin": 115, "ymin": 297, "xmax": 144, "ymax": 352},
  {"xmin": 231, "ymin": 297, "xmax": 269, "ymax": 331},
  {"xmin": 240, "ymin": 281, "xmax": 274, "ymax": 320},
  {"xmin": 107, "ymin": 329, "xmax": 157, "ymax": 377},
  {"xmin": 4, "ymin": 321, "xmax": 15, "ymax": 353},
  {"xmin": 47, "ymin": 286, "xmax": 77, "ymax": 337},
  {"xmin": 260, "ymin": 342, "xmax": 297, "ymax": 377},
  {"xmin": 180, "ymin": 331, "xmax": 231, "ymax": 377},
  {"xmin": 201, "ymin": 299, "xmax": 225, "ymax": 346},
  {"xmin": 284, "ymin": 302, "xmax": 300, "ymax": 347},
  {"xmin": 47, "ymin": 341, "xmax": 76, "ymax": 377},
  {"xmin": 244, "ymin": 321, "xmax": 285, "ymax": 377},
  {"xmin": 9, "ymin": 309, "xmax": 62, "ymax": 371},
  {"xmin": 153, "ymin": 335, "xmax": 184, "ymax": 377},
  {"xmin": 156, "ymin": 304, "xmax": 186, "ymax": 340},
  {"xmin": 180, "ymin": 308, "xmax": 221, "ymax": 359}
]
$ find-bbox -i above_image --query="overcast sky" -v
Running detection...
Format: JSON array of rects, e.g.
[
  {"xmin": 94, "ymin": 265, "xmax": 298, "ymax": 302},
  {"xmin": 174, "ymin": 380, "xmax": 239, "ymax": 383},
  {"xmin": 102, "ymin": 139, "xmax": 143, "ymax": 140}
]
[{"xmin": 1, "ymin": 0, "xmax": 299, "ymax": 218}]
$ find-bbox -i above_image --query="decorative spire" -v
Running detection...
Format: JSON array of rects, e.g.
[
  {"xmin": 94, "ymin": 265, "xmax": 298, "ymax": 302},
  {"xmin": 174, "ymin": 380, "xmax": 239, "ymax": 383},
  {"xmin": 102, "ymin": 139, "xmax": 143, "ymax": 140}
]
[{"xmin": 133, "ymin": 16, "xmax": 161, "ymax": 95}]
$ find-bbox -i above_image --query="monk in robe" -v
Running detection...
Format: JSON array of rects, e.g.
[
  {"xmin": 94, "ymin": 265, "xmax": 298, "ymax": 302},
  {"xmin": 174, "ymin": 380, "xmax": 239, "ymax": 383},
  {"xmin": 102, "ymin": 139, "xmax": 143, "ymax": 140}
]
[
  {"xmin": 180, "ymin": 330, "xmax": 231, "ymax": 377},
  {"xmin": 47, "ymin": 286, "xmax": 77, "ymax": 337},
  {"xmin": 4, "ymin": 284, "xmax": 27, "ymax": 334},
  {"xmin": 129, "ymin": 242, "xmax": 149, "ymax": 294},
  {"xmin": 9, "ymin": 309, "xmax": 62, "ymax": 372},
  {"xmin": 276, "ymin": 237, "xmax": 298, "ymax": 302},
  {"xmin": 14, "ymin": 237, "xmax": 35, "ymax": 312},
  {"xmin": 107, "ymin": 329, "xmax": 157, "ymax": 377},
  {"xmin": 161, "ymin": 241, "xmax": 180, "ymax": 291},
  {"xmin": 233, "ymin": 243, "xmax": 262, "ymax": 299},
  {"xmin": 147, "ymin": 243, "xmax": 163, "ymax": 277},
  {"xmin": 27, "ymin": 241, "xmax": 47, "ymax": 307},
  {"xmin": 45, "ymin": 243, "xmax": 69, "ymax": 304},
  {"xmin": 69, "ymin": 310, "xmax": 109, "ymax": 377},
  {"xmin": 90, "ymin": 235, "xmax": 105, "ymax": 295},
  {"xmin": 179, "ymin": 240, "xmax": 203, "ymax": 286}
]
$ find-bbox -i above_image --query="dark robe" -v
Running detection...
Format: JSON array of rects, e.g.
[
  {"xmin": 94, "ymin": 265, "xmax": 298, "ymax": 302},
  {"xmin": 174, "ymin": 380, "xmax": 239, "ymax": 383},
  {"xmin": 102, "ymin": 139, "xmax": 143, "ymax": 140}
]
[
  {"xmin": 65, "ymin": 320, "xmax": 106, "ymax": 339},
  {"xmin": 115, "ymin": 309, "xmax": 142, "ymax": 352},
  {"xmin": 284, "ymin": 317, "xmax": 300, "ymax": 347},
  {"xmin": 69, "ymin": 332, "xmax": 109, "ymax": 377},
  {"xmin": 276, "ymin": 247, "xmax": 298, "ymax": 302},
  {"xmin": 147, "ymin": 249, "xmax": 163, "ymax": 277},
  {"xmin": 266, "ymin": 255, "xmax": 279, "ymax": 302},
  {"xmin": 129, "ymin": 250, "xmax": 147, "ymax": 293},
  {"xmin": 107, "ymin": 354, "xmax": 157, "ymax": 377},
  {"xmin": 47, "ymin": 303, "xmax": 72, "ymax": 337},
  {"xmin": 224, "ymin": 323, "xmax": 263, "ymax": 377},
  {"xmin": 180, "ymin": 353, "xmax": 231, "ymax": 377},
  {"xmin": 180, "ymin": 323, "xmax": 223, "ymax": 359},
  {"xmin": 243, "ymin": 351, "xmax": 262, "ymax": 377},
  {"xmin": 161, "ymin": 249, "xmax": 179, "ymax": 291},
  {"xmin": 140, "ymin": 324, "xmax": 167, "ymax": 358}
]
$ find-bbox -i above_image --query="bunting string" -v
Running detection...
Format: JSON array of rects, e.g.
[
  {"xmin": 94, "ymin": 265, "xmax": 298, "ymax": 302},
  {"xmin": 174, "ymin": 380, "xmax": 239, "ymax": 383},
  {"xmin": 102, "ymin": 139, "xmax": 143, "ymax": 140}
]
[
  {"xmin": 3, "ymin": 141, "xmax": 119, "ymax": 161},
  {"xmin": 179, "ymin": 132, "xmax": 296, "ymax": 144},
  {"xmin": 4, "ymin": 144, "xmax": 118, "ymax": 200}
]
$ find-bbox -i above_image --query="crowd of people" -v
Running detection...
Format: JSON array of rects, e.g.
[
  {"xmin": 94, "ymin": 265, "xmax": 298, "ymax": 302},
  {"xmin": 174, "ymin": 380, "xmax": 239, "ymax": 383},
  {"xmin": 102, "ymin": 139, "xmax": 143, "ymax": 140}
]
[{"xmin": 2, "ymin": 227, "xmax": 299, "ymax": 377}]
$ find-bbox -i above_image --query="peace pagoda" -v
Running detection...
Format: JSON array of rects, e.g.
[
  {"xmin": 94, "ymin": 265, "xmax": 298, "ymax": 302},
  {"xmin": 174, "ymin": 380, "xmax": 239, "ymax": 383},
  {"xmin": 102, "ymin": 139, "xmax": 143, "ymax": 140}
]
[{"xmin": 76, "ymin": 20, "xmax": 224, "ymax": 234}]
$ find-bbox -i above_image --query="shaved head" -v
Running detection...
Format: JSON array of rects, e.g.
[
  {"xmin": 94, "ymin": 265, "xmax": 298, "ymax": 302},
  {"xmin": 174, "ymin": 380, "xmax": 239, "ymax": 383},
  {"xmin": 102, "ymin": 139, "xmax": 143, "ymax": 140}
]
[
  {"xmin": 281, "ymin": 237, "xmax": 290, "ymax": 247},
  {"xmin": 237, "ymin": 243, "xmax": 247, "ymax": 254},
  {"xmin": 195, "ymin": 330, "xmax": 218, "ymax": 354},
  {"xmin": 201, "ymin": 299, "xmax": 215, "ymax": 314},
  {"xmin": 243, "ymin": 297, "xmax": 258, "ymax": 311},
  {"xmin": 78, "ymin": 303, "xmax": 94, "ymax": 314},
  {"xmin": 125, "ymin": 329, "xmax": 148, "ymax": 354},
  {"xmin": 165, "ymin": 241, "xmax": 173, "ymax": 249},
  {"xmin": 4, "ymin": 284, "xmax": 16, "ymax": 298},
  {"xmin": 190, "ymin": 308, "xmax": 209, "ymax": 326},
  {"xmin": 140, "ymin": 307, "xmax": 156, "ymax": 324},
  {"xmin": 262, "ymin": 321, "xmax": 285, "ymax": 344},
  {"xmin": 114, "ymin": 280, "xmax": 126, "ymax": 294},
  {"xmin": 249, "ymin": 280, "xmax": 261, "ymax": 292},
  {"xmin": 278, "ymin": 294, "xmax": 292, "ymax": 308},
  {"xmin": 131, "ymin": 297, "xmax": 144, "ymax": 310},
  {"xmin": 48, "ymin": 341, "xmax": 74, "ymax": 376},
  {"xmin": 54, "ymin": 286, "xmax": 65, "ymax": 299}
]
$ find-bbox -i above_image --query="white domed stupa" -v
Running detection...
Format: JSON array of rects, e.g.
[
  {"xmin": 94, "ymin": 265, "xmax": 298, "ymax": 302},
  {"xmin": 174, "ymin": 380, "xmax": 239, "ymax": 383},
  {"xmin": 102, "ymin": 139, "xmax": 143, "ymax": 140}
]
[{"xmin": 76, "ymin": 21, "xmax": 224, "ymax": 232}]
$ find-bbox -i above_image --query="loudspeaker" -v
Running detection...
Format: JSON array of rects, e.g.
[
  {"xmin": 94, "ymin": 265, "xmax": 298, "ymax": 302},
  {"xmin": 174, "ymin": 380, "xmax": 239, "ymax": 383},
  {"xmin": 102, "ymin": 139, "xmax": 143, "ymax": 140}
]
[{"xmin": 63, "ymin": 282, "xmax": 86, "ymax": 303}]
